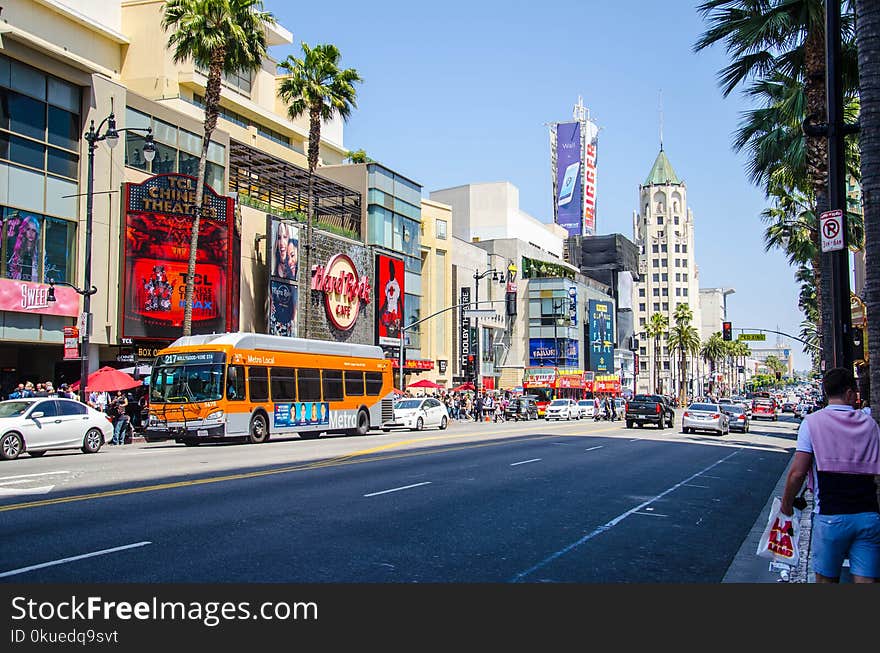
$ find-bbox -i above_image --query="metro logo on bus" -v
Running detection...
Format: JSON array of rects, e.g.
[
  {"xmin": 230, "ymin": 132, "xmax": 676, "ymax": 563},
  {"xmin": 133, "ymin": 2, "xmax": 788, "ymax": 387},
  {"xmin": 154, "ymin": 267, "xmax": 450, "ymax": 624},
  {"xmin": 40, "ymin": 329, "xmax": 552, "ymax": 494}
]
[{"xmin": 311, "ymin": 254, "xmax": 372, "ymax": 331}]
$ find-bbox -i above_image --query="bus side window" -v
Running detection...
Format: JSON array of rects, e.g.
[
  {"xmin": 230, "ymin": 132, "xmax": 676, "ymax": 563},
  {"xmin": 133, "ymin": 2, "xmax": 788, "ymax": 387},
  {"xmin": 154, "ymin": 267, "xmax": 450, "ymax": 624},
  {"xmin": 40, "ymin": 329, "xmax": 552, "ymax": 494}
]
[
  {"xmin": 322, "ymin": 370, "xmax": 343, "ymax": 402},
  {"xmin": 365, "ymin": 372, "xmax": 383, "ymax": 396},
  {"xmin": 345, "ymin": 371, "xmax": 365, "ymax": 396},
  {"xmin": 227, "ymin": 365, "xmax": 246, "ymax": 401},
  {"xmin": 270, "ymin": 367, "xmax": 296, "ymax": 402},
  {"xmin": 297, "ymin": 368, "xmax": 321, "ymax": 402},
  {"xmin": 249, "ymin": 366, "xmax": 269, "ymax": 402}
]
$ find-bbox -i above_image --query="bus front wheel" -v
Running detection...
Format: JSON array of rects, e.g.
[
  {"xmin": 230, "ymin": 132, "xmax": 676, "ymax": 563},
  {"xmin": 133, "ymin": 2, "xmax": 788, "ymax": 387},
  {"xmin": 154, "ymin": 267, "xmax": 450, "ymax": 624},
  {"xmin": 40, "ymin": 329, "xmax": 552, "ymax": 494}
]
[{"xmin": 248, "ymin": 413, "xmax": 269, "ymax": 444}]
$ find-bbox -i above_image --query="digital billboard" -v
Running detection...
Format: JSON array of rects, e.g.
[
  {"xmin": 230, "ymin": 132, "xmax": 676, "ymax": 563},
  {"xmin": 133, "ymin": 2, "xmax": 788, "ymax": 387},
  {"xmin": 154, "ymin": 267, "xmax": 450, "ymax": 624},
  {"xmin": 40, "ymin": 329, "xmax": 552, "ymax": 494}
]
[
  {"xmin": 555, "ymin": 122, "xmax": 582, "ymax": 237},
  {"xmin": 376, "ymin": 254, "xmax": 405, "ymax": 346},
  {"xmin": 588, "ymin": 299, "xmax": 615, "ymax": 373},
  {"xmin": 122, "ymin": 174, "xmax": 234, "ymax": 340}
]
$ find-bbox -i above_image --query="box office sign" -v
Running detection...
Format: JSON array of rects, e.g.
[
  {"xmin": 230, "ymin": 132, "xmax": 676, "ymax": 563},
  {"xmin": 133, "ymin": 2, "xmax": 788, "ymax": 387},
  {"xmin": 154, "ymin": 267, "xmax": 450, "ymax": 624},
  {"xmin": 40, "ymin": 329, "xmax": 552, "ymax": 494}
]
[{"xmin": 122, "ymin": 174, "xmax": 234, "ymax": 340}]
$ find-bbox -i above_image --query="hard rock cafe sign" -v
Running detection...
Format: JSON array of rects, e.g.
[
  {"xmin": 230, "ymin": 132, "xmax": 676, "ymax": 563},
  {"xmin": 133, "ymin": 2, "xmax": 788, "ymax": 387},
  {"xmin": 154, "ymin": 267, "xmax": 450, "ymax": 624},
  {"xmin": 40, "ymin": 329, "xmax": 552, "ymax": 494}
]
[{"xmin": 311, "ymin": 254, "xmax": 372, "ymax": 331}]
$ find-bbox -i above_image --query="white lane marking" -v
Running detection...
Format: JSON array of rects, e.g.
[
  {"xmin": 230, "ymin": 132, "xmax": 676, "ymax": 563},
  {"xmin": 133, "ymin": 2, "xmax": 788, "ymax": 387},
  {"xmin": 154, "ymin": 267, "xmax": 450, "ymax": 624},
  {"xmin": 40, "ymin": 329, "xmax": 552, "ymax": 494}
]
[
  {"xmin": 683, "ymin": 484, "xmax": 710, "ymax": 488},
  {"xmin": 364, "ymin": 482, "xmax": 432, "ymax": 497},
  {"xmin": 0, "ymin": 485, "xmax": 54, "ymax": 496},
  {"xmin": 634, "ymin": 512, "xmax": 668, "ymax": 517},
  {"xmin": 510, "ymin": 458, "xmax": 542, "ymax": 467},
  {"xmin": 0, "ymin": 471, "xmax": 69, "ymax": 482},
  {"xmin": 0, "ymin": 541, "xmax": 152, "ymax": 579},
  {"xmin": 585, "ymin": 446, "xmax": 604, "ymax": 452},
  {"xmin": 510, "ymin": 449, "xmax": 742, "ymax": 582}
]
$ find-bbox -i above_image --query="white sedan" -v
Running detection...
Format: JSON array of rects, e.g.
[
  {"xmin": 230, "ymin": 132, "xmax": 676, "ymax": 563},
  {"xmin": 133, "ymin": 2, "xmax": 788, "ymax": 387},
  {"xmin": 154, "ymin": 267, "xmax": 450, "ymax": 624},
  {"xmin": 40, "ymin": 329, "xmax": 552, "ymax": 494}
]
[
  {"xmin": 0, "ymin": 398, "xmax": 113, "ymax": 460},
  {"xmin": 384, "ymin": 398, "xmax": 449, "ymax": 431},
  {"xmin": 576, "ymin": 400, "xmax": 595, "ymax": 419},
  {"xmin": 545, "ymin": 398, "xmax": 577, "ymax": 421}
]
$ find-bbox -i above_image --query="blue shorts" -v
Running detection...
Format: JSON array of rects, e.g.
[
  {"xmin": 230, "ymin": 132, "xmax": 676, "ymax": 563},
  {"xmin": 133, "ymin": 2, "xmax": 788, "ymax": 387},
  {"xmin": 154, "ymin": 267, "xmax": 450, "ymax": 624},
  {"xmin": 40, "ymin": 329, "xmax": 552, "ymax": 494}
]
[{"xmin": 811, "ymin": 512, "xmax": 880, "ymax": 579}]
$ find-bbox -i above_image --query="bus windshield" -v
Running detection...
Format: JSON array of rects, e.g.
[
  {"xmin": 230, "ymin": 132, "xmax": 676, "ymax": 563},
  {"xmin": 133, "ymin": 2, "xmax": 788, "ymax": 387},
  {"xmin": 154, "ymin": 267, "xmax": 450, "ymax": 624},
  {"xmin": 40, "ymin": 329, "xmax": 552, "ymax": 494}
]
[
  {"xmin": 151, "ymin": 352, "xmax": 226, "ymax": 403},
  {"xmin": 528, "ymin": 388, "xmax": 553, "ymax": 403}
]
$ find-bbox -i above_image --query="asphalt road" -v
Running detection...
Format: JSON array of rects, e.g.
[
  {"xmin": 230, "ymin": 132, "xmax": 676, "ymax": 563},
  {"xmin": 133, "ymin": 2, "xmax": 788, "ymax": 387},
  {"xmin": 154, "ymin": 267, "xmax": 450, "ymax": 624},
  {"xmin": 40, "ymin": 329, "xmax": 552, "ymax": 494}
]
[{"xmin": 0, "ymin": 411, "xmax": 799, "ymax": 582}]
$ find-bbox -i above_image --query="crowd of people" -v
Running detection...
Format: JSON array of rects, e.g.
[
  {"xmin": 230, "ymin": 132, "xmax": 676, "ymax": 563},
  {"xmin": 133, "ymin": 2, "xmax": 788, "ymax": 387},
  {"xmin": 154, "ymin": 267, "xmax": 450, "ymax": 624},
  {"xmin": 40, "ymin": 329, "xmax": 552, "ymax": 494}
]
[{"xmin": 5, "ymin": 380, "xmax": 76, "ymax": 399}]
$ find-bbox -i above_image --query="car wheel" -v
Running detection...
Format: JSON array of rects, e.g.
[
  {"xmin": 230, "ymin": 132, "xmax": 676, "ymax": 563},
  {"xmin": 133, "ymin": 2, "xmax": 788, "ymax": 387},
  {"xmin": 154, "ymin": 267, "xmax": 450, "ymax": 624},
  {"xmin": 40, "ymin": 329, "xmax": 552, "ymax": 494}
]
[
  {"xmin": 416, "ymin": 417, "xmax": 424, "ymax": 431},
  {"xmin": 657, "ymin": 419, "xmax": 664, "ymax": 430},
  {"xmin": 81, "ymin": 428, "xmax": 104, "ymax": 454},
  {"xmin": 440, "ymin": 416, "xmax": 448, "ymax": 430},
  {"xmin": 625, "ymin": 421, "xmax": 633, "ymax": 428},
  {"xmin": 27, "ymin": 450, "xmax": 47, "ymax": 457},
  {"xmin": 248, "ymin": 412, "xmax": 270, "ymax": 444},
  {"xmin": 382, "ymin": 428, "xmax": 390, "ymax": 433},
  {"xmin": 1, "ymin": 432, "xmax": 23, "ymax": 460}
]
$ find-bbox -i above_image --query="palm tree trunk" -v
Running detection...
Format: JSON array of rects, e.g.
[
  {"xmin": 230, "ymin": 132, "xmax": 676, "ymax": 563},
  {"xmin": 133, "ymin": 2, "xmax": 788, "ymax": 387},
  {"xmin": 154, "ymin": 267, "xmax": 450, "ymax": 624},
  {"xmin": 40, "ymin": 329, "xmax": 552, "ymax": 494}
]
[
  {"xmin": 804, "ymin": 25, "xmax": 832, "ymax": 365},
  {"xmin": 183, "ymin": 50, "xmax": 224, "ymax": 337},
  {"xmin": 302, "ymin": 106, "xmax": 321, "ymax": 339},
  {"xmin": 856, "ymin": 0, "xmax": 880, "ymax": 420}
]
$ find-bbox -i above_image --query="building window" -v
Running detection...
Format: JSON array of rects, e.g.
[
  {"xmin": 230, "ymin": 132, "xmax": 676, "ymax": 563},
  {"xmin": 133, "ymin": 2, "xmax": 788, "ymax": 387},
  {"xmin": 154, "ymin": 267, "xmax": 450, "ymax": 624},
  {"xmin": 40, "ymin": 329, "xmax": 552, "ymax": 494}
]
[
  {"xmin": 675, "ymin": 244, "xmax": 680, "ymax": 253},
  {"xmin": 652, "ymin": 274, "xmax": 659, "ymax": 282},
  {"xmin": 675, "ymin": 273, "xmax": 680, "ymax": 282},
  {"xmin": 683, "ymin": 288, "xmax": 689, "ymax": 296},
  {"xmin": 662, "ymin": 303, "xmax": 669, "ymax": 311},
  {"xmin": 661, "ymin": 273, "xmax": 668, "ymax": 281},
  {"xmin": 675, "ymin": 288, "xmax": 681, "ymax": 296},
  {"xmin": 683, "ymin": 274, "xmax": 688, "ymax": 282},
  {"xmin": 640, "ymin": 318, "xmax": 646, "ymax": 327},
  {"xmin": 661, "ymin": 287, "xmax": 668, "ymax": 296},
  {"xmin": 436, "ymin": 219, "xmax": 447, "ymax": 239},
  {"xmin": 652, "ymin": 244, "xmax": 659, "ymax": 253},
  {"xmin": 674, "ymin": 216, "xmax": 679, "ymax": 225},
  {"xmin": 682, "ymin": 245, "xmax": 688, "ymax": 254},
  {"xmin": 639, "ymin": 303, "xmax": 646, "ymax": 312},
  {"xmin": 653, "ymin": 288, "xmax": 659, "ymax": 296},
  {"xmin": 639, "ymin": 288, "xmax": 645, "ymax": 297},
  {"xmin": 653, "ymin": 303, "xmax": 660, "ymax": 311},
  {"xmin": 652, "ymin": 258, "xmax": 659, "ymax": 268},
  {"xmin": 640, "ymin": 347, "xmax": 647, "ymax": 356},
  {"xmin": 661, "ymin": 244, "xmax": 667, "ymax": 253},
  {"xmin": 657, "ymin": 216, "xmax": 664, "ymax": 225}
]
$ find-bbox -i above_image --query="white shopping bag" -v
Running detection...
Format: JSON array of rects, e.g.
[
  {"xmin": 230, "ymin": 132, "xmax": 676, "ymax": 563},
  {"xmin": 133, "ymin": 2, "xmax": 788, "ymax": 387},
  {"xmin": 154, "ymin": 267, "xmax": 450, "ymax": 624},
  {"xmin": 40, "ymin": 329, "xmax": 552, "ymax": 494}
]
[{"xmin": 756, "ymin": 497, "xmax": 801, "ymax": 567}]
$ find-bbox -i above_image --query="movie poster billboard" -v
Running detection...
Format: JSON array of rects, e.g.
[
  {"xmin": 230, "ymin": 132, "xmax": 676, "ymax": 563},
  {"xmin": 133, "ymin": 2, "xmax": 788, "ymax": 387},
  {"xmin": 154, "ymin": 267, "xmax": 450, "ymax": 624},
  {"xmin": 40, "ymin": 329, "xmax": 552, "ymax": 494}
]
[
  {"xmin": 269, "ymin": 279, "xmax": 298, "ymax": 337},
  {"xmin": 269, "ymin": 217, "xmax": 300, "ymax": 281},
  {"xmin": 376, "ymin": 254, "xmax": 404, "ymax": 346},
  {"xmin": 588, "ymin": 299, "xmax": 615, "ymax": 373},
  {"xmin": 555, "ymin": 121, "xmax": 582, "ymax": 237},
  {"xmin": 122, "ymin": 174, "xmax": 234, "ymax": 340}
]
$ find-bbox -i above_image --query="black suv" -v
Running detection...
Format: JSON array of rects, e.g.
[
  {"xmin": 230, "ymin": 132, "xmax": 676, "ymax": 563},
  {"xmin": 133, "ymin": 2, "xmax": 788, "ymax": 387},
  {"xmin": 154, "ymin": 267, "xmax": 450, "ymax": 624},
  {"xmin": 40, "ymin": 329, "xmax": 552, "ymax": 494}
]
[{"xmin": 505, "ymin": 396, "xmax": 539, "ymax": 421}]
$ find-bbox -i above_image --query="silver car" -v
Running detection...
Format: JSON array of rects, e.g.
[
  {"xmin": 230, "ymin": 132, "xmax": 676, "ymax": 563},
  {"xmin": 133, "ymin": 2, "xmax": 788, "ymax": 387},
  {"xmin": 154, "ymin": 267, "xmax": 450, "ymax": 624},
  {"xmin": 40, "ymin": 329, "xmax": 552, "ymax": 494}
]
[{"xmin": 681, "ymin": 402, "xmax": 730, "ymax": 435}]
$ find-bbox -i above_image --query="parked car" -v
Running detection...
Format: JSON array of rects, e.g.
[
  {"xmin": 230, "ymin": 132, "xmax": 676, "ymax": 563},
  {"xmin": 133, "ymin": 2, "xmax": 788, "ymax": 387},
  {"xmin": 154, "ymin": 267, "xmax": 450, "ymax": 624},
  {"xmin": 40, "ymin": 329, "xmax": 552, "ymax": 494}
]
[
  {"xmin": 682, "ymin": 402, "xmax": 730, "ymax": 435},
  {"xmin": 576, "ymin": 399, "xmax": 595, "ymax": 419},
  {"xmin": 545, "ymin": 398, "xmax": 577, "ymax": 421},
  {"xmin": 505, "ymin": 396, "xmax": 539, "ymax": 421},
  {"xmin": 625, "ymin": 394, "xmax": 675, "ymax": 429},
  {"xmin": 721, "ymin": 403, "xmax": 750, "ymax": 433},
  {"xmin": 0, "ymin": 398, "xmax": 113, "ymax": 460},
  {"xmin": 384, "ymin": 398, "xmax": 449, "ymax": 431}
]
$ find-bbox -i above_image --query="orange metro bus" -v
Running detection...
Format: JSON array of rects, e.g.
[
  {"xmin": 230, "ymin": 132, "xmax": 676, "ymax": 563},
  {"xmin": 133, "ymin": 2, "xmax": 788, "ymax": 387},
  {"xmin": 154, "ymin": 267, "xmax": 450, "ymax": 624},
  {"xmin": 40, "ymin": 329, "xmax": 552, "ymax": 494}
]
[{"xmin": 146, "ymin": 333, "xmax": 395, "ymax": 445}]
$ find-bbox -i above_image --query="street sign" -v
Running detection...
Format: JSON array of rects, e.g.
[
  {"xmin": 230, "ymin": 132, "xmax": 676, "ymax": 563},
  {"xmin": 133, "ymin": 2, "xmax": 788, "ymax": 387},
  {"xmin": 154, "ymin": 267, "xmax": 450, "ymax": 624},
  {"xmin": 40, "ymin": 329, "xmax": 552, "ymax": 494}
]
[
  {"xmin": 738, "ymin": 333, "xmax": 766, "ymax": 342},
  {"xmin": 463, "ymin": 309, "xmax": 497, "ymax": 318},
  {"xmin": 820, "ymin": 209, "xmax": 844, "ymax": 252}
]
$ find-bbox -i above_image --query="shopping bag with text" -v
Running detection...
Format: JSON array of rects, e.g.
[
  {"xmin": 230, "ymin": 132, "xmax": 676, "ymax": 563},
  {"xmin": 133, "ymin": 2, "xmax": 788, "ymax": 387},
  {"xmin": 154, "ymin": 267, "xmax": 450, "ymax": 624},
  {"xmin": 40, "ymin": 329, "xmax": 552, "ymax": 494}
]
[{"xmin": 756, "ymin": 497, "xmax": 800, "ymax": 567}]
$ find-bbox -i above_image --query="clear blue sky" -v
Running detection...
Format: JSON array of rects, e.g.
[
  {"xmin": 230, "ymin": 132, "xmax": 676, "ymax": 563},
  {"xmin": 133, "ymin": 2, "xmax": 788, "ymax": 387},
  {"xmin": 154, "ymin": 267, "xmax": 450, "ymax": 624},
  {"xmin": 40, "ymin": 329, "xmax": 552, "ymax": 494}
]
[{"xmin": 267, "ymin": 0, "xmax": 813, "ymax": 370}]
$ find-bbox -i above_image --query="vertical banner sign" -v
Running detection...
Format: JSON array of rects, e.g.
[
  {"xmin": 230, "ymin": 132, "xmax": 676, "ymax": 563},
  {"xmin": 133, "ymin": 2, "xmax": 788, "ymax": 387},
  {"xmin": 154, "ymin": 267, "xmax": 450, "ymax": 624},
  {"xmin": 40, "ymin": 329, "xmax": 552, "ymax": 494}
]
[
  {"xmin": 376, "ymin": 254, "xmax": 405, "ymax": 346},
  {"xmin": 582, "ymin": 121, "xmax": 599, "ymax": 236},
  {"xmin": 555, "ymin": 122, "xmax": 582, "ymax": 237},
  {"xmin": 568, "ymin": 286, "xmax": 577, "ymax": 326},
  {"xmin": 267, "ymin": 215, "xmax": 300, "ymax": 337},
  {"xmin": 122, "ymin": 174, "xmax": 233, "ymax": 340},
  {"xmin": 460, "ymin": 287, "xmax": 471, "ymax": 371},
  {"xmin": 63, "ymin": 326, "xmax": 79, "ymax": 360},
  {"xmin": 589, "ymin": 299, "xmax": 615, "ymax": 373}
]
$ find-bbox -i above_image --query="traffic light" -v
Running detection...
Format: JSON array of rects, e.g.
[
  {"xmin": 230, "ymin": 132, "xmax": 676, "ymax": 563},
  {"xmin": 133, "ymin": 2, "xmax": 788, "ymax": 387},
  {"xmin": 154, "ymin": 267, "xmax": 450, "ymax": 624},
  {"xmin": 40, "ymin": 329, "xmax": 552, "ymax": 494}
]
[
  {"xmin": 722, "ymin": 321, "xmax": 732, "ymax": 341},
  {"xmin": 465, "ymin": 354, "xmax": 475, "ymax": 378}
]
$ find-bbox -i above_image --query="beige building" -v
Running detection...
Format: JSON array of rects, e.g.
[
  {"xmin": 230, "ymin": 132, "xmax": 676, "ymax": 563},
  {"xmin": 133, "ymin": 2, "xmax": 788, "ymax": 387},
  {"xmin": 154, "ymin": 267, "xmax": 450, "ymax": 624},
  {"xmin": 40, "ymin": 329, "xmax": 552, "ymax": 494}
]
[{"xmin": 633, "ymin": 148, "xmax": 703, "ymax": 395}]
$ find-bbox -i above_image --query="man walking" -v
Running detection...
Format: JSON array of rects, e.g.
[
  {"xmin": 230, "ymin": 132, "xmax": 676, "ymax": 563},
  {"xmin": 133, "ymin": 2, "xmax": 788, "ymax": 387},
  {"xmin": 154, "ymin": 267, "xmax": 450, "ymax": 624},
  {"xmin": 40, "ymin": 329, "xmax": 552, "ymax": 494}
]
[
  {"xmin": 781, "ymin": 367, "xmax": 880, "ymax": 583},
  {"xmin": 110, "ymin": 391, "xmax": 130, "ymax": 445}
]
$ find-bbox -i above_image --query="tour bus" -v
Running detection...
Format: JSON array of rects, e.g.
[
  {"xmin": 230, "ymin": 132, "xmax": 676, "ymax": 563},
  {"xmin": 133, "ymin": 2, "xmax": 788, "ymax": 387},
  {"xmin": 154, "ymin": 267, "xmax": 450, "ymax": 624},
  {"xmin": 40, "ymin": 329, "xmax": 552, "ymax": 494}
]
[
  {"xmin": 146, "ymin": 333, "xmax": 395, "ymax": 445},
  {"xmin": 522, "ymin": 367, "xmax": 592, "ymax": 416}
]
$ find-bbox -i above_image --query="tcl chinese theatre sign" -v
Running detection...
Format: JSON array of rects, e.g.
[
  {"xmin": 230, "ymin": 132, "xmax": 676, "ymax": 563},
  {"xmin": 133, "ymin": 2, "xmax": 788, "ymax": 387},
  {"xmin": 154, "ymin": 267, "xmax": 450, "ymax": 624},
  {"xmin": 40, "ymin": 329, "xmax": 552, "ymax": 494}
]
[
  {"xmin": 122, "ymin": 173, "xmax": 236, "ymax": 340},
  {"xmin": 311, "ymin": 254, "xmax": 371, "ymax": 331}
]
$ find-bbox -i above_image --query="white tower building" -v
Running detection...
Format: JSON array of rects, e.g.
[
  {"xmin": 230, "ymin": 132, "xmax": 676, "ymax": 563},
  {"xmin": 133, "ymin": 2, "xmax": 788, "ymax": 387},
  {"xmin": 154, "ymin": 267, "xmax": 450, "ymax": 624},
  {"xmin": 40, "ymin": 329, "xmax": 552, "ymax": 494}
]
[{"xmin": 633, "ymin": 148, "xmax": 702, "ymax": 395}]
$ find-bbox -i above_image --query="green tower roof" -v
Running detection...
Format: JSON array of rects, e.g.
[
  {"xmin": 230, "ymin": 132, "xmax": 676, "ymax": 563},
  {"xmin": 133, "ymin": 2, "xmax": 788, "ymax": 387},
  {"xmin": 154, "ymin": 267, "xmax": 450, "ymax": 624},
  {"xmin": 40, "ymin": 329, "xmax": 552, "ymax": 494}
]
[{"xmin": 644, "ymin": 148, "xmax": 681, "ymax": 186}]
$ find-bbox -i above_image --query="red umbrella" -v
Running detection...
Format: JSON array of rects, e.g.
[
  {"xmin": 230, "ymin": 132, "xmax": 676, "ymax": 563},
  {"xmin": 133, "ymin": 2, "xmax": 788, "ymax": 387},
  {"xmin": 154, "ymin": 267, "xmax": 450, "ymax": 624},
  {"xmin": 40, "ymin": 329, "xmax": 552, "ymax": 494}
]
[
  {"xmin": 452, "ymin": 382, "xmax": 475, "ymax": 392},
  {"xmin": 408, "ymin": 379, "xmax": 442, "ymax": 389},
  {"xmin": 69, "ymin": 366, "xmax": 142, "ymax": 392}
]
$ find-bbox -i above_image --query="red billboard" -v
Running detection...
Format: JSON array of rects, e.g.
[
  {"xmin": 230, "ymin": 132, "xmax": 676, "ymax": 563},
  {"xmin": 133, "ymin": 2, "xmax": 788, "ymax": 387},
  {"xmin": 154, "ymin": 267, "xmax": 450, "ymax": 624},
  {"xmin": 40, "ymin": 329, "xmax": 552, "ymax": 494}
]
[
  {"xmin": 375, "ymin": 254, "xmax": 404, "ymax": 346},
  {"xmin": 121, "ymin": 174, "xmax": 235, "ymax": 341}
]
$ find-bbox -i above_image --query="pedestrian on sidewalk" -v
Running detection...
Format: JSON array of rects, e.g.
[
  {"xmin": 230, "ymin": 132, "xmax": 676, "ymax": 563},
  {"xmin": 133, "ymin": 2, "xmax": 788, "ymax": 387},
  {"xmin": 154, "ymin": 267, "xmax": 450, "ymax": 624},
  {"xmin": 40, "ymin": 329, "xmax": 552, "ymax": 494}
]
[
  {"xmin": 780, "ymin": 367, "xmax": 880, "ymax": 583},
  {"xmin": 110, "ymin": 391, "xmax": 130, "ymax": 445}
]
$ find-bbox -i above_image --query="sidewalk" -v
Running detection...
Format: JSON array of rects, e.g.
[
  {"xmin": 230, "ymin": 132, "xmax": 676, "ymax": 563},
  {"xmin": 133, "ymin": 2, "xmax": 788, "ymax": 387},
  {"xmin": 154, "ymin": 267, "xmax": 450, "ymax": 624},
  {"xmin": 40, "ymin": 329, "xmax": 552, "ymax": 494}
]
[{"xmin": 723, "ymin": 455, "xmax": 814, "ymax": 583}]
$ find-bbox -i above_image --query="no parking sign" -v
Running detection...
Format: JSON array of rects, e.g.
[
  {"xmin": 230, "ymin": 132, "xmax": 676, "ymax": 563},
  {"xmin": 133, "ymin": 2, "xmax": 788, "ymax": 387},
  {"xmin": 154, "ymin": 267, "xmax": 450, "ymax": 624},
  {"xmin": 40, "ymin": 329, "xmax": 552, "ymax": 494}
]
[{"xmin": 820, "ymin": 209, "xmax": 844, "ymax": 252}]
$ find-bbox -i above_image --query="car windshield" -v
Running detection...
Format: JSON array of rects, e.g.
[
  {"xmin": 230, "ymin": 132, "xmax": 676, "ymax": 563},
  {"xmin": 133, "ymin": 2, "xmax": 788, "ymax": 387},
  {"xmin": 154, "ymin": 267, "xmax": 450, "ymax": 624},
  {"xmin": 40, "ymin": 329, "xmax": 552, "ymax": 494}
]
[
  {"xmin": 0, "ymin": 400, "xmax": 34, "ymax": 417},
  {"xmin": 395, "ymin": 400, "xmax": 423, "ymax": 410},
  {"xmin": 550, "ymin": 399, "xmax": 568, "ymax": 406},
  {"xmin": 689, "ymin": 404, "xmax": 719, "ymax": 412}
]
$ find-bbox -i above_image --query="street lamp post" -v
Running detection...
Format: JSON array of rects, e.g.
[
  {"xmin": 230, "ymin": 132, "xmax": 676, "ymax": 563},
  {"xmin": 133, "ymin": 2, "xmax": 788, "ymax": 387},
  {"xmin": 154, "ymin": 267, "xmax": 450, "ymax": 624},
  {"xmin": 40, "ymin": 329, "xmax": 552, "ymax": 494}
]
[
  {"xmin": 48, "ymin": 112, "xmax": 154, "ymax": 403},
  {"xmin": 471, "ymin": 268, "xmax": 506, "ymax": 390}
]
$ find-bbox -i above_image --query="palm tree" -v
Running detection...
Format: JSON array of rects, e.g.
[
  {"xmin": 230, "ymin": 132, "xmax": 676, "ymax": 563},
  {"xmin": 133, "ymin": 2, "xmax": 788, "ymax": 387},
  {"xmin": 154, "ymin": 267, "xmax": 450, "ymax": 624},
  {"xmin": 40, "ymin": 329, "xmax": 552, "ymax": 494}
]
[
  {"xmin": 277, "ymin": 43, "xmax": 362, "ymax": 338},
  {"xmin": 668, "ymin": 304, "xmax": 701, "ymax": 405},
  {"xmin": 856, "ymin": 0, "xmax": 880, "ymax": 414},
  {"xmin": 162, "ymin": 0, "xmax": 274, "ymax": 337},
  {"xmin": 645, "ymin": 312, "xmax": 669, "ymax": 394},
  {"xmin": 694, "ymin": 0, "xmax": 859, "ymax": 361},
  {"xmin": 700, "ymin": 332, "xmax": 726, "ymax": 396},
  {"xmin": 764, "ymin": 355, "xmax": 786, "ymax": 384}
]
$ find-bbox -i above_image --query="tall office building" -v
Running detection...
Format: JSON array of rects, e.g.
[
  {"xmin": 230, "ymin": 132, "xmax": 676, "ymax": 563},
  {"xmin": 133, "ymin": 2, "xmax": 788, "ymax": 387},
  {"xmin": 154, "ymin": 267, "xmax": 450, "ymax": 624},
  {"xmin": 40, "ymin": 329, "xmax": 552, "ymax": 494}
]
[{"xmin": 632, "ymin": 147, "xmax": 702, "ymax": 395}]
